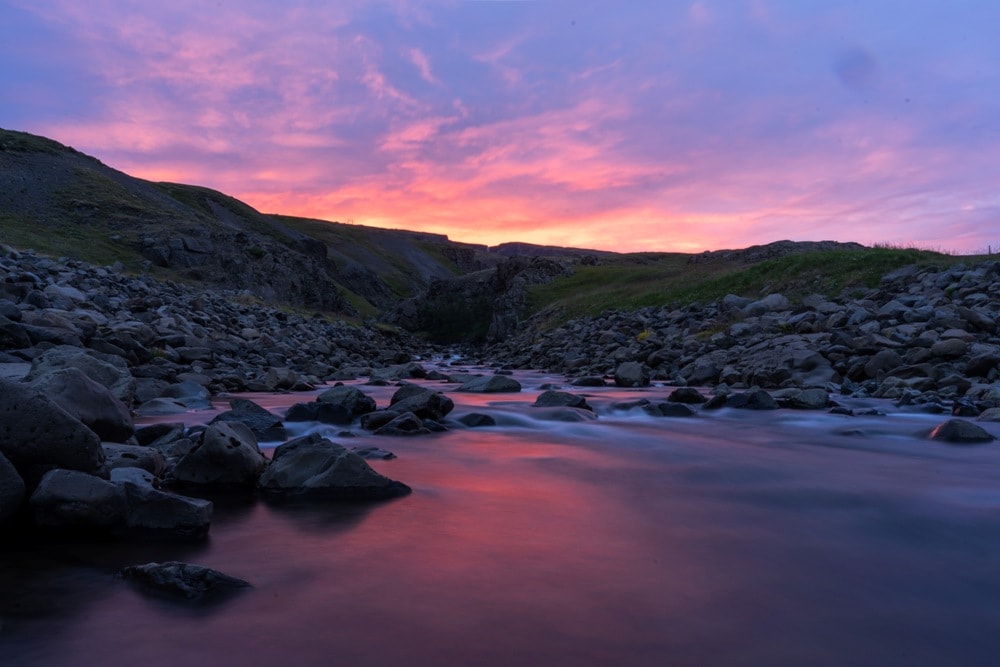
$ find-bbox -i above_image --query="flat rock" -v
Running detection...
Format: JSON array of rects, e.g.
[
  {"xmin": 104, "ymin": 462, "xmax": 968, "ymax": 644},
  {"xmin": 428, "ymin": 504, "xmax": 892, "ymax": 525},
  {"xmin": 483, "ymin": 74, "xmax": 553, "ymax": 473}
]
[
  {"xmin": 120, "ymin": 561, "xmax": 250, "ymax": 600},
  {"xmin": 456, "ymin": 375, "xmax": 522, "ymax": 393}
]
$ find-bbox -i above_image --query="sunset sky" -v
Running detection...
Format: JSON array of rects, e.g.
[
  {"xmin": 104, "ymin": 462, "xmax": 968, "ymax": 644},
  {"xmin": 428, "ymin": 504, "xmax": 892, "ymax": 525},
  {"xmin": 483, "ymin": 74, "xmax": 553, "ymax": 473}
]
[{"xmin": 2, "ymin": 1, "xmax": 998, "ymax": 253}]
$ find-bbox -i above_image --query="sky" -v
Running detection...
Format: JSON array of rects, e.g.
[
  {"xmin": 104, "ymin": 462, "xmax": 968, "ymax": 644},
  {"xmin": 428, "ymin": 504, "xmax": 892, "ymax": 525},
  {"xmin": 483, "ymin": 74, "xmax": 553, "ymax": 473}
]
[{"xmin": 1, "ymin": 1, "xmax": 999, "ymax": 254}]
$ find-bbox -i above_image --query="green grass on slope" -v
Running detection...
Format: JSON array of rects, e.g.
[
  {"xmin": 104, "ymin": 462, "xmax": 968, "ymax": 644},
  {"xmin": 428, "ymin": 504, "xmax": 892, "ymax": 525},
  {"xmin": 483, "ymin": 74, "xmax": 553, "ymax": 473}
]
[
  {"xmin": 528, "ymin": 247, "xmax": 956, "ymax": 325},
  {"xmin": 0, "ymin": 214, "xmax": 146, "ymax": 270}
]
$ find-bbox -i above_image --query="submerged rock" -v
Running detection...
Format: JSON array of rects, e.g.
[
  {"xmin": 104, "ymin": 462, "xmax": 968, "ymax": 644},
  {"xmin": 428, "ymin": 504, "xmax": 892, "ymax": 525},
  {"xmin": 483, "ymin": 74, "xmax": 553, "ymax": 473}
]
[
  {"xmin": 456, "ymin": 375, "xmax": 522, "ymax": 393},
  {"xmin": 120, "ymin": 561, "xmax": 250, "ymax": 600},
  {"xmin": 532, "ymin": 390, "xmax": 593, "ymax": 411}
]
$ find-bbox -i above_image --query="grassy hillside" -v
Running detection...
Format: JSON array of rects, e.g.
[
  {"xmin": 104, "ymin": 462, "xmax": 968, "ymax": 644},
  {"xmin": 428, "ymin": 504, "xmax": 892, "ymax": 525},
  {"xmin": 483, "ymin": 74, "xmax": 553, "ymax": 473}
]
[{"xmin": 527, "ymin": 246, "xmax": 961, "ymax": 325}]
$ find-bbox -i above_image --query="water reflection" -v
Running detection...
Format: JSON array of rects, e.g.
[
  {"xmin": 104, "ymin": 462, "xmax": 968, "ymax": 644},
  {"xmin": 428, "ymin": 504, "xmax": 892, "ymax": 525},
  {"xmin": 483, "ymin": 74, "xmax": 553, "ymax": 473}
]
[{"xmin": 4, "ymin": 370, "xmax": 1000, "ymax": 666}]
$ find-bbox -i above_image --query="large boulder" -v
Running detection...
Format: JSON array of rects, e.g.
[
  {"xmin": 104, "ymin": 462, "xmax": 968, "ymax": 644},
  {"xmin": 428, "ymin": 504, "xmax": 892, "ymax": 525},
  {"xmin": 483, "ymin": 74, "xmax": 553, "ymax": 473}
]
[
  {"xmin": 24, "ymin": 346, "xmax": 136, "ymax": 406},
  {"xmin": 113, "ymin": 469, "xmax": 212, "ymax": 539},
  {"xmin": 0, "ymin": 377, "xmax": 106, "ymax": 479},
  {"xmin": 316, "ymin": 385, "xmax": 377, "ymax": 418},
  {"xmin": 29, "ymin": 368, "xmax": 134, "ymax": 442},
  {"xmin": 388, "ymin": 385, "xmax": 454, "ymax": 420},
  {"xmin": 172, "ymin": 422, "xmax": 268, "ymax": 488},
  {"xmin": 30, "ymin": 469, "xmax": 127, "ymax": 529},
  {"xmin": 614, "ymin": 362, "xmax": 649, "ymax": 388},
  {"xmin": 210, "ymin": 398, "xmax": 286, "ymax": 442},
  {"xmin": 0, "ymin": 451, "xmax": 25, "ymax": 524},
  {"xmin": 928, "ymin": 419, "xmax": 994, "ymax": 444},
  {"xmin": 259, "ymin": 434, "xmax": 411, "ymax": 500}
]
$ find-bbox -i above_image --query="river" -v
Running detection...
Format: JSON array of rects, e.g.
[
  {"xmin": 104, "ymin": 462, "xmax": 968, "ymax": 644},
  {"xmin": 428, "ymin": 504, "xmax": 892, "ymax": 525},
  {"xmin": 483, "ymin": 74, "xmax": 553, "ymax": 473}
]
[{"xmin": 3, "ymin": 367, "xmax": 1000, "ymax": 666}]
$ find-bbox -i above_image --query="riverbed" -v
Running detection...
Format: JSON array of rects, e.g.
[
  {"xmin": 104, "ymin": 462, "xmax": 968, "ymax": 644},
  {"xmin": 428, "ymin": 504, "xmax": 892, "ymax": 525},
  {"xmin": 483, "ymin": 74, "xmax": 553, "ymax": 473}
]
[{"xmin": 4, "ymin": 368, "xmax": 1000, "ymax": 666}]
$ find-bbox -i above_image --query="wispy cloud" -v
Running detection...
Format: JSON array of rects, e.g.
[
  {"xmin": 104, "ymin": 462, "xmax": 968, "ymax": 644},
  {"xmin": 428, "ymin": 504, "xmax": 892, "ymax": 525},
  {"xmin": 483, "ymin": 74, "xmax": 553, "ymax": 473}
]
[{"xmin": 2, "ymin": 1, "xmax": 999, "ymax": 253}]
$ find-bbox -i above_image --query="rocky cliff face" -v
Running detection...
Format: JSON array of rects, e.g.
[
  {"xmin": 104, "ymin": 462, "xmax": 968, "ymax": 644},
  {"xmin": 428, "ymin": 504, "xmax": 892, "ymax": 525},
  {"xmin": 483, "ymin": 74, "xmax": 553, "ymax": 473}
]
[{"xmin": 388, "ymin": 256, "xmax": 572, "ymax": 343}]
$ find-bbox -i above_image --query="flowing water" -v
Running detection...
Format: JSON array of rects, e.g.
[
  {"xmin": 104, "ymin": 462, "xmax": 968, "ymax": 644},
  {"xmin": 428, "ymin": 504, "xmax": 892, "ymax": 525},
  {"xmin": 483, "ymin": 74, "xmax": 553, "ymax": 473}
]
[{"xmin": 4, "ymin": 368, "xmax": 1000, "ymax": 666}]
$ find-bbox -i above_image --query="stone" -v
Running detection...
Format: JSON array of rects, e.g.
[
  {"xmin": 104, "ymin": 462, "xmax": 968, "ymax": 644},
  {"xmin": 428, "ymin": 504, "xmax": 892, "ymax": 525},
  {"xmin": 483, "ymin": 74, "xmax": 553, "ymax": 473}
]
[
  {"xmin": 315, "ymin": 385, "xmax": 377, "ymax": 419},
  {"xmin": 977, "ymin": 408, "xmax": 1000, "ymax": 422},
  {"xmin": 0, "ymin": 376, "xmax": 106, "ymax": 478},
  {"xmin": 24, "ymin": 345, "xmax": 136, "ymax": 406},
  {"xmin": 115, "ymin": 473, "xmax": 213, "ymax": 539},
  {"xmin": 159, "ymin": 381, "xmax": 212, "ymax": 409},
  {"xmin": 210, "ymin": 398, "xmax": 286, "ymax": 442},
  {"xmin": 456, "ymin": 413, "xmax": 497, "ymax": 427},
  {"xmin": 786, "ymin": 388, "xmax": 830, "ymax": 410},
  {"xmin": 532, "ymin": 390, "xmax": 593, "ymax": 411},
  {"xmin": 172, "ymin": 422, "xmax": 268, "ymax": 488},
  {"xmin": 29, "ymin": 368, "xmax": 134, "ymax": 442},
  {"xmin": 120, "ymin": 562, "xmax": 250, "ymax": 600},
  {"xmin": 727, "ymin": 388, "xmax": 778, "ymax": 410},
  {"xmin": 668, "ymin": 387, "xmax": 706, "ymax": 404},
  {"xmin": 103, "ymin": 443, "xmax": 167, "ymax": 477},
  {"xmin": 864, "ymin": 350, "xmax": 903, "ymax": 379},
  {"xmin": 30, "ymin": 469, "xmax": 127, "ymax": 529},
  {"xmin": 0, "ymin": 451, "xmax": 25, "ymax": 524},
  {"xmin": 259, "ymin": 434, "xmax": 411, "ymax": 499},
  {"xmin": 388, "ymin": 385, "xmax": 455, "ymax": 420},
  {"xmin": 648, "ymin": 403, "xmax": 697, "ymax": 417},
  {"xmin": 373, "ymin": 412, "xmax": 432, "ymax": 436},
  {"xmin": 135, "ymin": 398, "xmax": 190, "ymax": 416},
  {"xmin": 456, "ymin": 375, "xmax": 522, "ymax": 393},
  {"xmin": 928, "ymin": 419, "xmax": 994, "ymax": 444},
  {"xmin": 930, "ymin": 338, "xmax": 969, "ymax": 359},
  {"xmin": 614, "ymin": 362, "xmax": 649, "ymax": 388},
  {"xmin": 571, "ymin": 376, "xmax": 606, "ymax": 387}
]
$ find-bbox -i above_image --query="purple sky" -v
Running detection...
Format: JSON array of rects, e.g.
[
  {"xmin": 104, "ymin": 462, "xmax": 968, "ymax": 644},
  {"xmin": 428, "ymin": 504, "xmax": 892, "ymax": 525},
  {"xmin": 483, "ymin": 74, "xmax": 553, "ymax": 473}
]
[{"xmin": 2, "ymin": 1, "xmax": 999, "ymax": 253}]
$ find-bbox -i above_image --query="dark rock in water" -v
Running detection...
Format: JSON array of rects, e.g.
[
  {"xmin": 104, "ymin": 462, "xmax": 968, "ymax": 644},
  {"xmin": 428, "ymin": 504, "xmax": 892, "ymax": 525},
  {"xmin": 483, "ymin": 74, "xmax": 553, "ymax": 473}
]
[
  {"xmin": 113, "ymin": 469, "xmax": 213, "ymax": 539},
  {"xmin": 259, "ymin": 433, "xmax": 411, "ymax": 500},
  {"xmin": 457, "ymin": 413, "xmax": 496, "ymax": 427},
  {"xmin": 951, "ymin": 399, "xmax": 980, "ymax": 417},
  {"xmin": 422, "ymin": 419, "xmax": 448, "ymax": 433},
  {"xmin": 668, "ymin": 387, "xmax": 706, "ymax": 404},
  {"xmin": 647, "ymin": 402, "xmax": 697, "ymax": 417},
  {"xmin": 532, "ymin": 390, "xmax": 593, "ymax": 412},
  {"xmin": 135, "ymin": 422, "xmax": 186, "ymax": 447},
  {"xmin": 389, "ymin": 385, "xmax": 455, "ymax": 420},
  {"xmin": 978, "ymin": 408, "xmax": 1000, "ymax": 422},
  {"xmin": 360, "ymin": 410, "xmax": 402, "ymax": 431},
  {"xmin": 172, "ymin": 422, "xmax": 268, "ymax": 488},
  {"xmin": 211, "ymin": 398, "xmax": 286, "ymax": 442},
  {"xmin": 285, "ymin": 401, "xmax": 354, "ymax": 425},
  {"xmin": 785, "ymin": 388, "xmax": 830, "ymax": 410},
  {"xmin": 29, "ymin": 367, "xmax": 134, "ymax": 442},
  {"xmin": 120, "ymin": 561, "xmax": 250, "ymax": 600},
  {"xmin": 727, "ymin": 388, "xmax": 778, "ymax": 410},
  {"xmin": 315, "ymin": 385, "xmax": 377, "ymax": 419},
  {"xmin": 456, "ymin": 375, "xmax": 522, "ymax": 393},
  {"xmin": 571, "ymin": 376, "xmax": 606, "ymax": 387},
  {"xmin": 614, "ymin": 362, "xmax": 649, "ymax": 388},
  {"xmin": 374, "ymin": 412, "xmax": 431, "ymax": 437},
  {"xmin": 0, "ymin": 376, "xmax": 106, "ymax": 479},
  {"xmin": 828, "ymin": 406, "xmax": 854, "ymax": 416},
  {"xmin": 610, "ymin": 398, "xmax": 652, "ymax": 412},
  {"xmin": 30, "ymin": 469, "xmax": 127, "ymax": 529},
  {"xmin": 0, "ymin": 451, "xmax": 25, "ymax": 524},
  {"xmin": 702, "ymin": 394, "xmax": 728, "ymax": 410},
  {"xmin": 928, "ymin": 419, "xmax": 995, "ymax": 444}
]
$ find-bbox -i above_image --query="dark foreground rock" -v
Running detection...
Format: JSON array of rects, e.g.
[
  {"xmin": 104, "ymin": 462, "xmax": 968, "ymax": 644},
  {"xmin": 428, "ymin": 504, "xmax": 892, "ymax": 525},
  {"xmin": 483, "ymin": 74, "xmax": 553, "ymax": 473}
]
[
  {"xmin": 120, "ymin": 561, "xmax": 251, "ymax": 601},
  {"xmin": 928, "ymin": 419, "xmax": 995, "ymax": 444},
  {"xmin": 456, "ymin": 375, "xmax": 522, "ymax": 393},
  {"xmin": 172, "ymin": 422, "xmax": 268, "ymax": 488},
  {"xmin": 0, "ymin": 376, "xmax": 106, "ymax": 481},
  {"xmin": 259, "ymin": 434, "xmax": 411, "ymax": 500}
]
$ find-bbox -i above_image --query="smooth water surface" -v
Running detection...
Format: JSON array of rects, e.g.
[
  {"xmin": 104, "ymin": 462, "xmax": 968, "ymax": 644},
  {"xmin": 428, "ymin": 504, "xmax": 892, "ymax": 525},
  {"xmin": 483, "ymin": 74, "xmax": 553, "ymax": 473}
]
[{"xmin": 4, "ymin": 370, "xmax": 1000, "ymax": 666}]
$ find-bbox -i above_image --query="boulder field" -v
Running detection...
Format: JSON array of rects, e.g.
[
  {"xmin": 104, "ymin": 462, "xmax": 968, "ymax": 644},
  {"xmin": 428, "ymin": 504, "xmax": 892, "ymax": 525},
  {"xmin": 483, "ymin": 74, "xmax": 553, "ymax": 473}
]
[{"xmin": 2, "ymin": 244, "xmax": 1000, "ymax": 543}]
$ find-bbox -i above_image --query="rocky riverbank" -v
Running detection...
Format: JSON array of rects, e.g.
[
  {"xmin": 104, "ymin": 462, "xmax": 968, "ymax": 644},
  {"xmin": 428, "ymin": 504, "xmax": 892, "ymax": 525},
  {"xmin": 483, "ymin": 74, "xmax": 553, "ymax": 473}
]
[
  {"xmin": 2, "ymin": 244, "xmax": 999, "ymax": 545},
  {"xmin": 485, "ymin": 260, "xmax": 1000, "ymax": 415}
]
